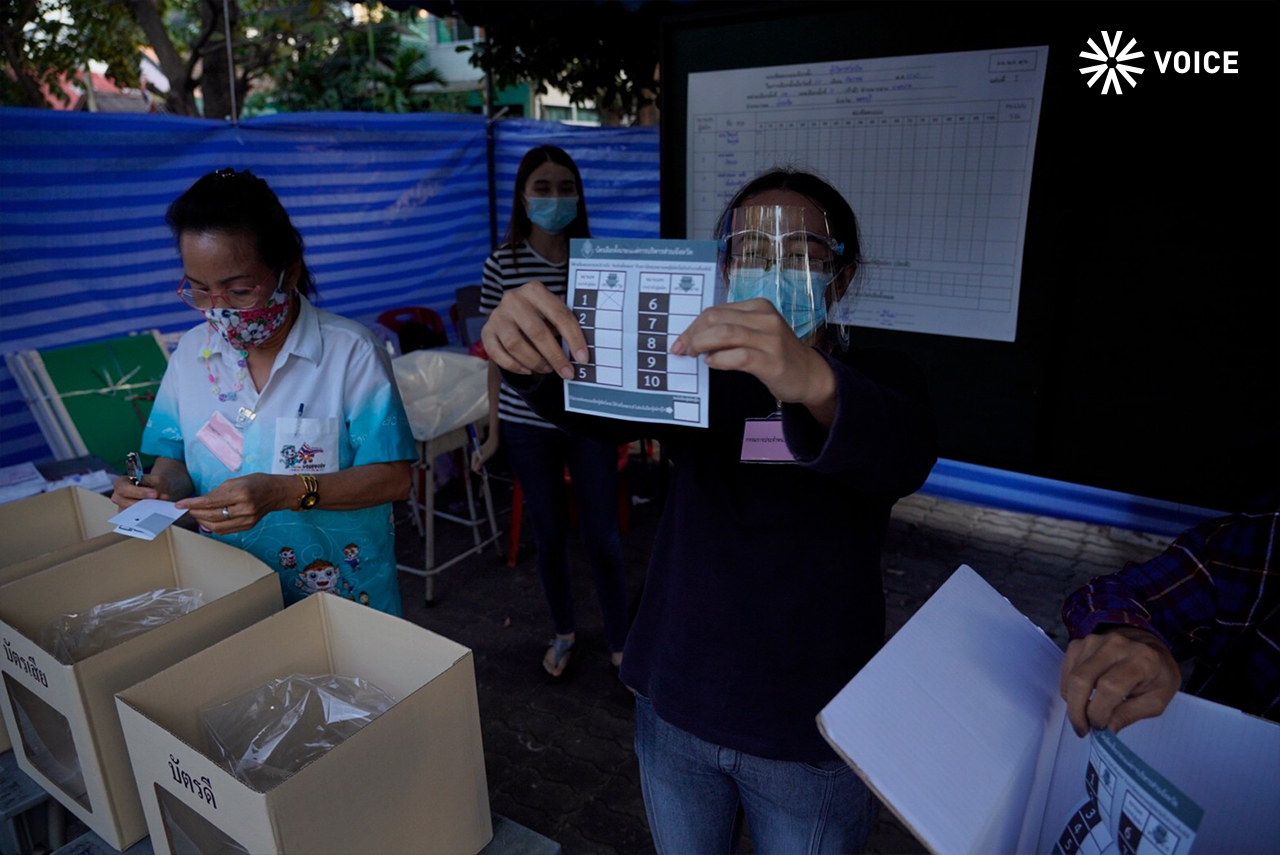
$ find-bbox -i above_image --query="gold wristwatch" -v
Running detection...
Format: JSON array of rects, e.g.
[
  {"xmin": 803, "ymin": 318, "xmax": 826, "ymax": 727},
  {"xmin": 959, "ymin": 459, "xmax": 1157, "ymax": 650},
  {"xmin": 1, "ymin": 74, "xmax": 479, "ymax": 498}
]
[{"xmin": 296, "ymin": 474, "xmax": 319, "ymax": 510}]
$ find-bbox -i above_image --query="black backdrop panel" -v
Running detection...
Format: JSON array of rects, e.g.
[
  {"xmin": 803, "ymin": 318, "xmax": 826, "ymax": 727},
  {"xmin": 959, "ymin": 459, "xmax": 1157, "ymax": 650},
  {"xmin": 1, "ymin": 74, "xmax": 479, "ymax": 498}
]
[{"xmin": 661, "ymin": 2, "xmax": 1278, "ymax": 511}]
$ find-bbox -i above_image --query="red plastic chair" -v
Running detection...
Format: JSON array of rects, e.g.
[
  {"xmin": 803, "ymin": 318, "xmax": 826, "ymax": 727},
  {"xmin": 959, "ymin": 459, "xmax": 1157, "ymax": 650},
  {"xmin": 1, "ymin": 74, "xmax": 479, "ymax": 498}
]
[
  {"xmin": 376, "ymin": 306, "xmax": 448, "ymax": 353},
  {"xmin": 506, "ymin": 444, "xmax": 632, "ymax": 568}
]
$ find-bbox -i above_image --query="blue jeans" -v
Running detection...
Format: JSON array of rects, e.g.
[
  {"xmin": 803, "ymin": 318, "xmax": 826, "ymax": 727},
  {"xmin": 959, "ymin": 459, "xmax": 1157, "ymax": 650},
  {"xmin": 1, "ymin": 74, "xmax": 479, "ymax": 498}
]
[
  {"xmin": 634, "ymin": 694, "xmax": 876, "ymax": 855},
  {"xmin": 502, "ymin": 420, "xmax": 628, "ymax": 652}
]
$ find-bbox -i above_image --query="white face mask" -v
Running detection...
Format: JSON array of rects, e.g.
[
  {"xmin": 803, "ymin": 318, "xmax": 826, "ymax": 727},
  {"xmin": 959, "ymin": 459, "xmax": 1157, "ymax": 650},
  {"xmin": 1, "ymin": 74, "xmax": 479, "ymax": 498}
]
[{"xmin": 203, "ymin": 271, "xmax": 290, "ymax": 350}]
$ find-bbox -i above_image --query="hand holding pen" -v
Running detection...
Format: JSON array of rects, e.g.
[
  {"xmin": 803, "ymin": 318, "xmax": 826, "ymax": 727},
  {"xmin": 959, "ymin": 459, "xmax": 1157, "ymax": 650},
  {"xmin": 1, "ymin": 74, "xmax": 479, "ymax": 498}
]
[
  {"xmin": 111, "ymin": 454, "xmax": 190, "ymax": 511},
  {"xmin": 113, "ymin": 451, "xmax": 154, "ymax": 510},
  {"xmin": 126, "ymin": 451, "xmax": 144, "ymax": 485}
]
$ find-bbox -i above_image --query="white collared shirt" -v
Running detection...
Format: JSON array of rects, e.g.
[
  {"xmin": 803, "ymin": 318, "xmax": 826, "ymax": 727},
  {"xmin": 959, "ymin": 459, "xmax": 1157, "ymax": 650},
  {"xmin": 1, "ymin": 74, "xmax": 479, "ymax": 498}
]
[{"xmin": 143, "ymin": 294, "xmax": 416, "ymax": 614}]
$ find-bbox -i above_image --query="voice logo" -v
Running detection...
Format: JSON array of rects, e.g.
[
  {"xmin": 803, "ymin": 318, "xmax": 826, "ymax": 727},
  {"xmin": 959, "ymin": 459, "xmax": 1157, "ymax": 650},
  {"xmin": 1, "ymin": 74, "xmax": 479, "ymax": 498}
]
[
  {"xmin": 1080, "ymin": 31, "xmax": 1241, "ymax": 95},
  {"xmin": 1079, "ymin": 31, "xmax": 1144, "ymax": 94}
]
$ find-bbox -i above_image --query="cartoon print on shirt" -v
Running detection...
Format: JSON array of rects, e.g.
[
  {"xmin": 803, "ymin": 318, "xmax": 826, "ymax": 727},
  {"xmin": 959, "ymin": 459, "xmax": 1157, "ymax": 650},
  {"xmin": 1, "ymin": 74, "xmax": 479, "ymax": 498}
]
[
  {"xmin": 278, "ymin": 439, "xmax": 326, "ymax": 472},
  {"xmin": 343, "ymin": 542, "xmax": 361, "ymax": 570},
  {"xmin": 279, "ymin": 547, "xmax": 297, "ymax": 570},
  {"xmin": 357, "ymin": 591, "xmax": 370, "ymax": 606},
  {"xmin": 295, "ymin": 559, "xmax": 352, "ymax": 597}
]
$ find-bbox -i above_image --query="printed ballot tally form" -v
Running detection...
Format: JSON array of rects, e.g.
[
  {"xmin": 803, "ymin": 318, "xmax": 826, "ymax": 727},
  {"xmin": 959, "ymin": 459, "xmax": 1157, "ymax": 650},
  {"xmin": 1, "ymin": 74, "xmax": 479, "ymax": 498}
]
[{"xmin": 564, "ymin": 238, "xmax": 717, "ymax": 428}]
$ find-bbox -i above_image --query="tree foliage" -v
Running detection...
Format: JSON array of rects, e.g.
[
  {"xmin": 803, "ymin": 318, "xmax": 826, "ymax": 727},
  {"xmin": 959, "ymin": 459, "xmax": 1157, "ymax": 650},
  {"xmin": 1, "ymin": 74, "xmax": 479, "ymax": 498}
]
[
  {"xmin": 1, "ymin": 0, "xmax": 146, "ymax": 108},
  {"xmin": 2, "ymin": 0, "xmax": 449, "ymax": 117},
  {"xmin": 403, "ymin": 0, "xmax": 676, "ymax": 125},
  {"xmin": 248, "ymin": 14, "xmax": 444, "ymax": 114}
]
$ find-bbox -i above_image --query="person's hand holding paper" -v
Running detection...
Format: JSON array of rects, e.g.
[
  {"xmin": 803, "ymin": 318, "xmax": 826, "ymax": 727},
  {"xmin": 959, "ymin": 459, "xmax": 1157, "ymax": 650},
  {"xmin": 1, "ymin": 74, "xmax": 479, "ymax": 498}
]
[
  {"xmin": 481, "ymin": 279, "xmax": 588, "ymax": 379},
  {"xmin": 1059, "ymin": 625, "xmax": 1181, "ymax": 736},
  {"xmin": 671, "ymin": 297, "xmax": 837, "ymax": 428}
]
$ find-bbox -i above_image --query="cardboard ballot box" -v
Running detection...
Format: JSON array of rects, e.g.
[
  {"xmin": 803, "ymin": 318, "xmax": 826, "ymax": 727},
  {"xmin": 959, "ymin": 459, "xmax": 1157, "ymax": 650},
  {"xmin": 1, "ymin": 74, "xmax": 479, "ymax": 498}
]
[
  {"xmin": 0, "ymin": 527, "xmax": 282, "ymax": 851},
  {"xmin": 116, "ymin": 593, "xmax": 493, "ymax": 855},
  {"xmin": 818, "ymin": 565, "xmax": 1280, "ymax": 855},
  {"xmin": 0, "ymin": 487, "xmax": 125, "ymax": 753},
  {"xmin": 0, "ymin": 486, "xmax": 122, "ymax": 575}
]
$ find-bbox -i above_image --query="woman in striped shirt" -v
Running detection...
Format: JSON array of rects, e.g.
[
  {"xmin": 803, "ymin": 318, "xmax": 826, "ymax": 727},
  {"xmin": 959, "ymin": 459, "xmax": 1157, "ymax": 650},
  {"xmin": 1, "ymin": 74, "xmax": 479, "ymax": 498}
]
[{"xmin": 474, "ymin": 145, "xmax": 628, "ymax": 679}]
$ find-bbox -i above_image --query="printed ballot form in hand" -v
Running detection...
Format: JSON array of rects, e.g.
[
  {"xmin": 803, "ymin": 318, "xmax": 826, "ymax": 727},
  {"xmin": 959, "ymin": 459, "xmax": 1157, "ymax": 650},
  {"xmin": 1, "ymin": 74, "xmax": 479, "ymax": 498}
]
[
  {"xmin": 817, "ymin": 565, "xmax": 1280, "ymax": 855},
  {"xmin": 564, "ymin": 238, "xmax": 717, "ymax": 428}
]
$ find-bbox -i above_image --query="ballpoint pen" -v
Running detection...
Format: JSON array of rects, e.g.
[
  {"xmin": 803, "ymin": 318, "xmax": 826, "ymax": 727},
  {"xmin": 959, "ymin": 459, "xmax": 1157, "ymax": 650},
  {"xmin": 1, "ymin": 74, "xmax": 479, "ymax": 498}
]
[{"xmin": 126, "ymin": 451, "xmax": 143, "ymax": 486}]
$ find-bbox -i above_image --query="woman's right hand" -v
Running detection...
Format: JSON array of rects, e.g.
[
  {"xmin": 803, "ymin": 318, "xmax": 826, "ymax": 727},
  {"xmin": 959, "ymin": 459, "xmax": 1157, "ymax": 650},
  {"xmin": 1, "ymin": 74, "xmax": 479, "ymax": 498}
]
[
  {"xmin": 480, "ymin": 280, "xmax": 588, "ymax": 379},
  {"xmin": 110, "ymin": 473, "xmax": 173, "ymax": 510},
  {"xmin": 110, "ymin": 457, "xmax": 192, "ymax": 511}
]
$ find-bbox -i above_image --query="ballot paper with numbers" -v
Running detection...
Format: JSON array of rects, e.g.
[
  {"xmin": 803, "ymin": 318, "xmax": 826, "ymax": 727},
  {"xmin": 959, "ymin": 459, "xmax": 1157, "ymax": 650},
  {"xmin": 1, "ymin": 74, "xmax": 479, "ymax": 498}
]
[
  {"xmin": 108, "ymin": 499, "xmax": 186, "ymax": 540},
  {"xmin": 564, "ymin": 238, "xmax": 717, "ymax": 428},
  {"xmin": 817, "ymin": 565, "xmax": 1280, "ymax": 855}
]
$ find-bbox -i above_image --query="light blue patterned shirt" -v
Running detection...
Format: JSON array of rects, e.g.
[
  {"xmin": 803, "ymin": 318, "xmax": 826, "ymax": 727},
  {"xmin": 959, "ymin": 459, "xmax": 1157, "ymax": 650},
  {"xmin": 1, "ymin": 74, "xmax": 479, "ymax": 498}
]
[{"xmin": 144, "ymin": 295, "xmax": 416, "ymax": 615}]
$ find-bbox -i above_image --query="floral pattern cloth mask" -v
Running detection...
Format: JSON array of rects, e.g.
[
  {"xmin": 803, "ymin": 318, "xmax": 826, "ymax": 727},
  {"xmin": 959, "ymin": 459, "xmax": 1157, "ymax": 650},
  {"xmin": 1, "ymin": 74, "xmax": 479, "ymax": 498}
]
[{"xmin": 203, "ymin": 271, "xmax": 290, "ymax": 350}]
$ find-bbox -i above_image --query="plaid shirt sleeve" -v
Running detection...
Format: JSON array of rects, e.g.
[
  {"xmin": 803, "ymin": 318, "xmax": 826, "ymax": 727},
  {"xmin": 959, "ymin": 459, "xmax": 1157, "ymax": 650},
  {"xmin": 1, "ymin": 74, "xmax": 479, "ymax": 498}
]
[{"xmin": 1062, "ymin": 506, "xmax": 1279, "ymax": 662}]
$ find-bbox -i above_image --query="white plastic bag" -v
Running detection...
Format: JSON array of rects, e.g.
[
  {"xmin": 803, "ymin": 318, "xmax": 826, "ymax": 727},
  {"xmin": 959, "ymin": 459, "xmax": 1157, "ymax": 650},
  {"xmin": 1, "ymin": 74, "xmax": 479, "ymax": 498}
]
[
  {"xmin": 37, "ymin": 587, "xmax": 205, "ymax": 665},
  {"xmin": 200, "ymin": 673, "xmax": 396, "ymax": 792},
  {"xmin": 391, "ymin": 349, "xmax": 489, "ymax": 441}
]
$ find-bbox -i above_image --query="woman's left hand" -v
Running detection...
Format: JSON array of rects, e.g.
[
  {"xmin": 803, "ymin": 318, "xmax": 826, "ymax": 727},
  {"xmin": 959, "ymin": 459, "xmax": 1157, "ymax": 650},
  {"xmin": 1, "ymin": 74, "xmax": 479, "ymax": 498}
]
[
  {"xmin": 176, "ymin": 473, "xmax": 289, "ymax": 535},
  {"xmin": 671, "ymin": 298, "xmax": 837, "ymax": 423}
]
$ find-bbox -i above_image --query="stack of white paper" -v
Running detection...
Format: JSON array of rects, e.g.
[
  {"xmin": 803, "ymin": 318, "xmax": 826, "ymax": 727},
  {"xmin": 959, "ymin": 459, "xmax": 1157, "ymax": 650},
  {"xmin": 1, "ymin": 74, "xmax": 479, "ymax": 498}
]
[{"xmin": 0, "ymin": 462, "xmax": 48, "ymax": 505}]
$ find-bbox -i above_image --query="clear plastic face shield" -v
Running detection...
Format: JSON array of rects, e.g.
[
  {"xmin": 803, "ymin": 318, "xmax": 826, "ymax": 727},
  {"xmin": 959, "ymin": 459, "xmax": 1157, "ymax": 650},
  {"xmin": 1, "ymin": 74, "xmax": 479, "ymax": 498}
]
[{"xmin": 717, "ymin": 205, "xmax": 845, "ymax": 342}]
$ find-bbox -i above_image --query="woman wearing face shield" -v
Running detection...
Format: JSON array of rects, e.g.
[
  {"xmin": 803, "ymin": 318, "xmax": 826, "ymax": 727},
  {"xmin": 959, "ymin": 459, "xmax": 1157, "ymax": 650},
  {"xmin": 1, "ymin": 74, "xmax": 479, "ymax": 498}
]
[
  {"xmin": 109, "ymin": 168, "xmax": 417, "ymax": 615},
  {"xmin": 482, "ymin": 168, "xmax": 936, "ymax": 854},
  {"xmin": 473, "ymin": 145, "xmax": 629, "ymax": 679}
]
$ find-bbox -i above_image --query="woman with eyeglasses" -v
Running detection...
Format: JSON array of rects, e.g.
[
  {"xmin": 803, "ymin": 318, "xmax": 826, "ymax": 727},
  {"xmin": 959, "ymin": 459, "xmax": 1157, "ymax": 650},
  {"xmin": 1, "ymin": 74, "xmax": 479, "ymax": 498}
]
[
  {"xmin": 482, "ymin": 168, "xmax": 936, "ymax": 854},
  {"xmin": 473, "ymin": 145, "xmax": 628, "ymax": 679},
  {"xmin": 109, "ymin": 168, "xmax": 416, "ymax": 615}
]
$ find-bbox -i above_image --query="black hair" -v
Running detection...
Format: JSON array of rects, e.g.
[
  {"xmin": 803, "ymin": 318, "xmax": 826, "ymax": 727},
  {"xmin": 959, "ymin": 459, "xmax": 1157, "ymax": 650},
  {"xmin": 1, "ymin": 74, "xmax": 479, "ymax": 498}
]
[
  {"xmin": 715, "ymin": 168, "xmax": 863, "ymax": 350},
  {"xmin": 166, "ymin": 168, "xmax": 314, "ymax": 297},
  {"xmin": 501, "ymin": 145, "xmax": 591, "ymax": 249}
]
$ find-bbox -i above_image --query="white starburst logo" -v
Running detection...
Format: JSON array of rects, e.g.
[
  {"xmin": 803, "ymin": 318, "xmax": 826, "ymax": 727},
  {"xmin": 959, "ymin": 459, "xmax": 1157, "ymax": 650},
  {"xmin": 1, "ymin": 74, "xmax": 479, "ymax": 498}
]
[{"xmin": 1079, "ymin": 31, "xmax": 1145, "ymax": 94}]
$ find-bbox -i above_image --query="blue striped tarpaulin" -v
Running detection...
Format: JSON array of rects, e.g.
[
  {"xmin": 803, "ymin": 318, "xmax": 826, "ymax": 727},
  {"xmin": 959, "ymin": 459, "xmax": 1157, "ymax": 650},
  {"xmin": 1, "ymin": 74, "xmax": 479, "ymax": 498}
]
[
  {"xmin": 0, "ymin": 109, "xmax": 659, "ymax": 468},
  {"xmin": 0, "ymin": 108, "xmax": 1215, "ymax": 535},
  {"xmin": 492, "ymin": 118, "xmax": 661, "ymax": 242}
]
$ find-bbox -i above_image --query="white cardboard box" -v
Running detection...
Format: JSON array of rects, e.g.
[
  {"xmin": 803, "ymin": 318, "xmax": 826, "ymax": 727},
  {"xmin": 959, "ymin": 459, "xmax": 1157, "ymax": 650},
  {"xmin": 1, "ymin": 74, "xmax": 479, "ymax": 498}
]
[
  {"xmin": 116, "ymin": 592, "xmax": 493, "ymax": 855},
  {"xmin": 0, "ymin": 485, "xmax": 122, "ymax": 573},
  {"xmin": 0, "ymin": 527, "xmax": 282, "ymax": 850},
  {"xmin": 818, "ymin": 565, "xmax": 1280, "ymax": 855},
  {"xmin": 0, "ymin": 487, "xmax": 126, "ymax": 753}
]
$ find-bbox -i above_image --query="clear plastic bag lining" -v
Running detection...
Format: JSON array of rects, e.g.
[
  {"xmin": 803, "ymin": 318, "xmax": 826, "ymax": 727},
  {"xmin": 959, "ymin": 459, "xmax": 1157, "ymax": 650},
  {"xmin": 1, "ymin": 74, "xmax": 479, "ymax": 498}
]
[
  {"xmin": 391, "ymin": 349, "xmax": 489, "ymax": 441},
  {"xmin": 156, "ymin": 783, "xmax": 250, "ymax": 855},
  {"xmin": 199, "ymin": 673, "xmax": 396, "ymax": 792},
  {"xmin": 37, "ymin": 587, "xmax": 205, "ymax": 665},
  {"xmin": 5, "ymin": 673, "xmax": 91, "ymax": 810}
]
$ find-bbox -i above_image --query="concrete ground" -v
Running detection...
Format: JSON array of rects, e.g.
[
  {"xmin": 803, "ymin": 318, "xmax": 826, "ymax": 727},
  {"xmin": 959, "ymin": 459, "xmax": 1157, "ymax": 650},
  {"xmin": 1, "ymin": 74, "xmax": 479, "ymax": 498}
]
[{"xmin": 394, "ymin": 451, "xmax": 1171, "ymax": 855}]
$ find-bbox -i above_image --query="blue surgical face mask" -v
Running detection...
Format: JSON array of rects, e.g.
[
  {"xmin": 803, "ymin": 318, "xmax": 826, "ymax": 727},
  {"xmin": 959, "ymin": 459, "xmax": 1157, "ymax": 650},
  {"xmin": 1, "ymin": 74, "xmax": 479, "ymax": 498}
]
[
  {"xmin": 728, "ymin": 268, "xmax": 830, "ymax": 340},
  {"xmin": 525, "ymin": 195, "xmax": 579, "ymax": 234}
]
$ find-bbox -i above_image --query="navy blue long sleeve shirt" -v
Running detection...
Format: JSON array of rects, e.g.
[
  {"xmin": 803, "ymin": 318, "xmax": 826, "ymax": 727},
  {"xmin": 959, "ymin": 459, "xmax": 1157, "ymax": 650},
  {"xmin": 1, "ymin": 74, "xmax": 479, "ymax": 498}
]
[{"xmin": 510, "ymin": 345, "xmax": 936, "ymax": 761}]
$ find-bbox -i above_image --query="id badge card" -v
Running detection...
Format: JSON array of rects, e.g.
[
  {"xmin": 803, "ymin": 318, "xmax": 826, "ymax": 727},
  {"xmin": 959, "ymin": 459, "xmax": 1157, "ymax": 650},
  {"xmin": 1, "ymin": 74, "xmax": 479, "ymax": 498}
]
[
  {"xmin": 273, "ymin": 416, "xmax": 340, "ymax": 474},
  {"xmin": 740, "ymin": 414, "xmax": 796, "ymax": 463}
]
